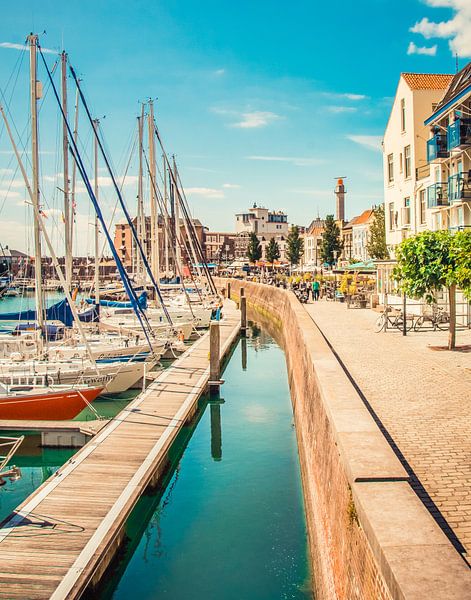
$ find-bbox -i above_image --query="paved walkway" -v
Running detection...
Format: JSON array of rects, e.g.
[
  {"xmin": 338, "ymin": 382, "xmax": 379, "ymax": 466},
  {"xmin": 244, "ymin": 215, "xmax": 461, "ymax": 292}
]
[{"xmin": 305, "ymin": 300, "xmax": 471, "ymax": 563}]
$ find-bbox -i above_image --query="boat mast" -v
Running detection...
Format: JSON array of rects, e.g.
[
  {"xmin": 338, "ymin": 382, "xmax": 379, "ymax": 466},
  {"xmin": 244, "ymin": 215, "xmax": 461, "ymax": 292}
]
[
  {"xmin": 172, "ymin": 155, "xmax": 181, "ymax": 277},
  {"xmin": 92, "ymin": 118, "xmax": 100, "ymax": 306},
  {"xmin": 28, "ymin": 33, "xmax": 45, "ymax": 334},
  {"xmin": 70, "ymin": 85, "xmax": 80, "ymax": 264},
  {"xmin": 61, "ymin": 51, "xmax": 72, "ymax": 290},
  {"xmin": 136, "ymin": 106, "xmax": 145, "ymax": 285},
  {"xmin": 148, "ymin": 100, "xmax": 160, "ymax": 283},
  {"xmin": 163, "ymin": 155, "xmax": 169, "ymax": 276}
]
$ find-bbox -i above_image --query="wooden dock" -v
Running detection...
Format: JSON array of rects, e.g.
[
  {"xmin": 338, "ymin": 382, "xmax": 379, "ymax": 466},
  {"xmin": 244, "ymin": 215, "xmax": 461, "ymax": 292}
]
[
  {"xmin": 0, "ymin": 300, "xmax": 240, "ymax": 599},
  {"xmin": 0, "ymin": 420, "xmax": 109, "ymax": 448}
]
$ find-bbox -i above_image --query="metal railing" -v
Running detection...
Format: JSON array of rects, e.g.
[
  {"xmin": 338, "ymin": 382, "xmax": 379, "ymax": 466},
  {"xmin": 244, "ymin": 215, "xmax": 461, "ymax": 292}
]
[
  {"xmin": 427, "ymin": 133, "xmax": 448, "ymax": 162},
  {"xmin": 427, "ymin": 182, "xmax": 449, "ymax": 207}
]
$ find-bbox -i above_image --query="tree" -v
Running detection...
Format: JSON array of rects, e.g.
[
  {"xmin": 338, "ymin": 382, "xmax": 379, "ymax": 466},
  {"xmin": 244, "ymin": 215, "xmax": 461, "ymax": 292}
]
[
  {"xmin": 285, "ymin": 225, "xmax": 304, "ymax": 266},
  {"xmin": 367, "ymin": 204, "xmax": 389, "ymax": 260},
  {"xmin": 247, "ymin": 231, "xmax": 262, "ymax": 263},
  {"xmin": 265, "ymin": 237, "xmax": 281, "ymax": 266},
  {"xmin": 393, "ymin": 230, "xmax": 471, "ymax": 350},
  {"xmin": 321, "ymin": 214, "xmax": 342, "ymax": 265}
]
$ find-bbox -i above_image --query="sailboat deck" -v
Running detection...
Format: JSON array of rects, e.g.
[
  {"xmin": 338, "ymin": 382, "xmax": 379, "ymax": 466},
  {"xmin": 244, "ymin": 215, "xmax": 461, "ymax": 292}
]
[{"xmin": 0, "ymin": 300, "xmax": 240, "ymax": 599}]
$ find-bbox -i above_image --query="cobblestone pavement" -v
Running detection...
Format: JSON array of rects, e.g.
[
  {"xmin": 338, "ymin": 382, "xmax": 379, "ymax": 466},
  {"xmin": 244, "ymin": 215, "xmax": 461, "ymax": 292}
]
[{"xmin": 304, "ymin": 300, "xmax": 471, "ymax": 563}]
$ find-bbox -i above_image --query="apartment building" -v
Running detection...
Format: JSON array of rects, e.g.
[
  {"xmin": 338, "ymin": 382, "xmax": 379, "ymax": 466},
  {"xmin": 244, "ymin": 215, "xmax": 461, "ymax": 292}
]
[
  {"xmin": 301, "ymin": 217, "xmax": 325, "ymax": 268},
  {"xmin": 424, "ymin": 63, "xmax": 471, "ymax": 232},
  {"xmin": 383, "ymin": 72, "xmax": 453, "ymax": 251},
  {"xmin": 204, "ymin": 232, "xmax": 236, "ymax": 263},
  {"xmin": 235, "ymin": 204, "xmax": 288, "ymax": 237},
  {"xmin": 352, "ymin": 209, "xmax": 375, "ymax": 261}
]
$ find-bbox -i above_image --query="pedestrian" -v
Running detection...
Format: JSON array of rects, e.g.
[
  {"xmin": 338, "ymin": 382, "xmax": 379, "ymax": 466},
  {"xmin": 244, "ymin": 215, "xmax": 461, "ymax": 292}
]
[{"xmin": 312, "ymin": 279, "xmax": 320, "ymax": 301}]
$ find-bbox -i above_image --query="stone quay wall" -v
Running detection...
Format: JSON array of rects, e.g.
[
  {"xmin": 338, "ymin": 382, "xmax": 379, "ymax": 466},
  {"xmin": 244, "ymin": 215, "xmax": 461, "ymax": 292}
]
[{"xmin": 217, "ymin": 279, "xmax": 470, "ymax": 600}]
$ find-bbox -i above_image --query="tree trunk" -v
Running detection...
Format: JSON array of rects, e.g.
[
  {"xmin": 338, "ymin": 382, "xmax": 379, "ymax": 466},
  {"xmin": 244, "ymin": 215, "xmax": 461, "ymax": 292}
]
[{"xmin": 448, "ymin": 284, "xmax": 456, "ymax": 351}]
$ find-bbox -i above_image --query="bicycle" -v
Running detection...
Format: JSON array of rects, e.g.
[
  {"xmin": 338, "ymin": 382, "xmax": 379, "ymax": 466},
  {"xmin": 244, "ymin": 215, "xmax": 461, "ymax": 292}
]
[
  {"xmin": 374, "ymin": 306, "xmax": 414, "ymax": 333},
  {"xmin": 413, "ymin": 304, "xmax": 449, "ymax": 332}
]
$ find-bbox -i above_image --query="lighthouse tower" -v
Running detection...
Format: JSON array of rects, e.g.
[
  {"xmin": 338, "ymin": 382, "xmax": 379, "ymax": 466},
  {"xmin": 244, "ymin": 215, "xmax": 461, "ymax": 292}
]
[{"xmin": 335, "ymin": 178, "xmax": 346, "ymax": 223}]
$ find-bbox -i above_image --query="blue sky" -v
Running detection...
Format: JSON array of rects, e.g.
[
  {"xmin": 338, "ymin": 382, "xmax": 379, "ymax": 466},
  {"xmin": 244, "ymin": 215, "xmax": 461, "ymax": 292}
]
[{"xmin": 0, "ymin": 0, "xmax": 469, "ymax": 254}]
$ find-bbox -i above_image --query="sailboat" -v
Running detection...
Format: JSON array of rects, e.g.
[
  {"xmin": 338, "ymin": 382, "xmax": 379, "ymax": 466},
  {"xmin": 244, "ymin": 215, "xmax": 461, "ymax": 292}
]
[{"xmin": 0, "ymin": 381, "xmax": 104, "ymax": 420}]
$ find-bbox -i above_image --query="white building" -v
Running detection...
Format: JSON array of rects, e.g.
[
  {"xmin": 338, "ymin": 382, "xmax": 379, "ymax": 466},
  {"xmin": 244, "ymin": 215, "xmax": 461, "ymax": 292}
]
[
  {"xmin": 382, "ymin": 72, "xmax": 453, "ymax": 252},
  {"xmin": 235, "ymin": 204, "xmax": 289, "ymax": 237},
  {"xmin": 301, "ymin": 217, "xmax": 325, "ymax": 268},
  {"xmin": 352, "ymin": 209, "xmax": 375, "ymax": 261}
]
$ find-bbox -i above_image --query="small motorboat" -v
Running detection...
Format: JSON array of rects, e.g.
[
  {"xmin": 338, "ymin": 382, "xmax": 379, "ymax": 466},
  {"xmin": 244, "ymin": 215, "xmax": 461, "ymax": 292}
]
[{"xmin": 0, "ymin": 383, "xmax": 104, "ymax": 420}]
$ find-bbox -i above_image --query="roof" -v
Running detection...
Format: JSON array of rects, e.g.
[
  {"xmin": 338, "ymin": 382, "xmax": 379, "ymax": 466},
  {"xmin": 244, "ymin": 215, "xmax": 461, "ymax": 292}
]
[
  {"xmin": 352, "ymin": 209, "xmax": 375, "ymax": 226},
  {"xmin": 342, "ymin": 216, "xmax": 360, "ymax": 231},
  {"xmin": 306, "ymin": 217, "xmax": 325, "ymax": 235},
  {"xmin": 401, "ymin": 73, "xmax": 453, "ymax": 91},
  {"xmin": 434, "ymin": 62, "xmax": 471, "ymax": 113}
]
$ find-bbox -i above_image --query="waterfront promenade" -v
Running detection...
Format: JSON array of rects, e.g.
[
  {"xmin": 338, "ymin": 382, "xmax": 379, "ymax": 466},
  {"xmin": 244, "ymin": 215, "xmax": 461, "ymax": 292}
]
[
  {"xmin": 0, "ymin": 301, "xmax": 240, "ymax": 599},
  {"xmin": 305, "ymin": 300, "xmax": 471, "ymax": 562}
]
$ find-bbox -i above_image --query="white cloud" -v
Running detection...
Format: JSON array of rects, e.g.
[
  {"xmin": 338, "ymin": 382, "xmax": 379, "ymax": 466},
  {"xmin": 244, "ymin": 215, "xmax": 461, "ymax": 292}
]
[
  {"xmin": 246, "ymin": 155, "xmax": 324, "ymax": 167},
  {"xmin": 222, "ymin": 183, "xmax": 241, "ymax": 189},
  {"xmin": 410, "ymin": 0, "xmax": 471, "ymax": 57},
  {"xmin": 186, "ymin": 187, "xmax": 225, "ymax": 199},
  {"xmin": 213, "ymin": 68, "xmax": 226, "ymax": 76},
  {"xmin": 0, "ymin": 41, "xmax": 57, "ymax": 54},
  {"xmin": 407, "ymin": 41, "xmax": 438, "ymax": 55},
  {"xmin": 346, "ymin": 135, "xmax": 383, "ymax": 151},
  {"xmin": 323, "ymin": 92, "xmax": 368, "ymax": 101},
  {"xmin": 232, "ymin": 111, "xmax": 282, "ymax": 129},
  {"xmin": 326, "ymin": 106, "xmax": 357, "ymax": 113}
]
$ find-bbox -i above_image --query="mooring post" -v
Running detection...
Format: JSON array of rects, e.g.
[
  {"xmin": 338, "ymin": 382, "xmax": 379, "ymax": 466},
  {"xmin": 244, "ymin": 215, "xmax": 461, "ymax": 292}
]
[
  {"xmin": 209, "ymin": 320, "xmax": 221, "ymax": 392},
  {"xmin": 240, "ymin": 295, "xmax": 247, "ymax": 336},
  {"xmin": 240, "ymin": 286, "xmax": 245, "ymax": 299},
  {"xmin": 226, "ymin": 281, "xmax": 231, "ymax": 300}
]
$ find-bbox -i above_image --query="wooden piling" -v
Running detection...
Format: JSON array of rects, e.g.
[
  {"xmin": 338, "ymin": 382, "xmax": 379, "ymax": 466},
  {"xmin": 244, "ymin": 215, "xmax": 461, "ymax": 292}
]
[
  {"xmin": 209, "ymin": 320, "xmax": 221, "ymax": 385},
  {"xmin": 241, "ymin": 296, "xmax": 247, "ymax": 335}
]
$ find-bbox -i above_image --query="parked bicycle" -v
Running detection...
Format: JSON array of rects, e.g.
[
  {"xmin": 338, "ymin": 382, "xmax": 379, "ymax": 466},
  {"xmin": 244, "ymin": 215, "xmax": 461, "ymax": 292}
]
[
  {"xmin": 374, "ymin": 306, "xmax": 414, "ymax": 333},
  {"xmin": 413, "ymin": 304, "xmax": 449, "ymax": 332}
]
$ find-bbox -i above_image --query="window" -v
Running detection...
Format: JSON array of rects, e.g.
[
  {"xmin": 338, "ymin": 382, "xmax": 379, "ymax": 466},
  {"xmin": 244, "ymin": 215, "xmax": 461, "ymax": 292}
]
[
  {"xmin": 401, "ymin": 99, "xmax": 406, "ymax": 132},
  {"xmin": 420, "ymin": 190, "xmax": 426, "ymax": 225},
  {"xmin": 399, "ymin": 153, "xmax": 403, "ymax": 173},
  {"xmin": 388, "ymin": 202, "xmax": 395, "ymax": 231},
  {"xmin": 387, "ymin": 153, "xmax": 394, "ymax": 183},
  {"xmin": 404, "ymin": 145, "xmax": 411, "ymax": 178}
]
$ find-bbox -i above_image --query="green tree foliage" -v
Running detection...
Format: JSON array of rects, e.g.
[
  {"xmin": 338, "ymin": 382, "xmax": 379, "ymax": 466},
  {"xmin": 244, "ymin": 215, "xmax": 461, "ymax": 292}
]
[
  {"xmin": 367, "ymin": 204, "xmax": 389, "ymax": 260},
  {"xmin": 247, "ymin": 231, "xmax": 262, "ymax": 263},
  {"xmin": 285, "ymin": 225, "xmax": 304, "ymax": 266},
  {"xmin": 265, "ymin": 237, "xmax": 281, "ymax": 264},
  {"xmin": 321, "ymin": 215, "xmax": 343, "ymax": 265},
  {"xmin": 393, "ymin": 230, "xmax": 471, "ymax": 350}
]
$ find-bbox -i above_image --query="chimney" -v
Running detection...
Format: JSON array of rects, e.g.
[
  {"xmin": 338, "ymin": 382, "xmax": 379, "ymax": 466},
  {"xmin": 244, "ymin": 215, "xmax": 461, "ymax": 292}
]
[{"xmin": 335, "ymin": 178, "xmax": 346, "ymax": 223}]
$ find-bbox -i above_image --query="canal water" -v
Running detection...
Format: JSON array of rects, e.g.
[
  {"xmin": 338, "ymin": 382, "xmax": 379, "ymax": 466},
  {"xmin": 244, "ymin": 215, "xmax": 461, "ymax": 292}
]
[{"xmin": 99, "ymin": 323, "xmax": 311, "ymax": 600}]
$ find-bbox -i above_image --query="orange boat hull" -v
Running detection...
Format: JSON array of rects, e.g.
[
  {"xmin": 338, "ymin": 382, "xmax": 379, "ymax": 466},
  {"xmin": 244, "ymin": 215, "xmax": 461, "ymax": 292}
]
[{"xmin": 0, "ymin": 387, "xmax": 103, "ymax": 420}]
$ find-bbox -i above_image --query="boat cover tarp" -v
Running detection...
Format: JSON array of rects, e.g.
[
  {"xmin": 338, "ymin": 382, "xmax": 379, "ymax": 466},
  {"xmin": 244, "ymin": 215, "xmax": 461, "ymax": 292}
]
[
  {"xmin": 85, "ymin": 291, "xmax": 147, "ymax": 310},
  {"xmin": 0, "ymin": 298, "xmax": 99, "ymax": 327}
]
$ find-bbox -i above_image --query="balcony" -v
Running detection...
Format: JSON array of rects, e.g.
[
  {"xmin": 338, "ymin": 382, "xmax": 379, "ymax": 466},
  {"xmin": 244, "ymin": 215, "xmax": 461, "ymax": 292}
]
[
  {"xmin": 448, "ymin": 173, "xmax": 471, "ymax": 202},
  {"xmin": 447, "ymin": 118, "xmax": 471, "ymax": 151},
  {"xmin": 427, "ymin": 183, "xmax": 449, "ymax": 208},
  {"xmin": 427, "ymin": 134, "xmax": 449, "ymax": 162}
]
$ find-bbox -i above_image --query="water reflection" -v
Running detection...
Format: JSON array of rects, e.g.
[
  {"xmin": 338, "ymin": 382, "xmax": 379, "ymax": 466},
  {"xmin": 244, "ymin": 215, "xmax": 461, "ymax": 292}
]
[{"xmin": 101, "ymin": 322, "xmax": 311, "ymax": 600}]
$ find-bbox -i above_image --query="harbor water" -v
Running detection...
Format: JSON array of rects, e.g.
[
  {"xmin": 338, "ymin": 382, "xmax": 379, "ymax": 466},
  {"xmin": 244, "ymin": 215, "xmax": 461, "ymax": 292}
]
[{"xmin": 99, "ymin": 323, "xmax": 311, "ymax": 600}]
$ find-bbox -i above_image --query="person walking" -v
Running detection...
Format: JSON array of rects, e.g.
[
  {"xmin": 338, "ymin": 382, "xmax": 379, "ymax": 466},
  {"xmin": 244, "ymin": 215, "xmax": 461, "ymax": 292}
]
[{"xmin": 312, "ymin": 279, "xmax": 320, "ymax": 301}]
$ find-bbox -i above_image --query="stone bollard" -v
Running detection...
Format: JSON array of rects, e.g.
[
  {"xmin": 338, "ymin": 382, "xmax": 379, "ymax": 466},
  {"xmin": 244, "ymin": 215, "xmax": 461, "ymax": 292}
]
[
  {"xmin": 240, "ymin": 295, "xmax": 247, "ymax": 336},
  {"xmin": 209, "ymin": 320, "xmax": 221, "ymax": 392}
]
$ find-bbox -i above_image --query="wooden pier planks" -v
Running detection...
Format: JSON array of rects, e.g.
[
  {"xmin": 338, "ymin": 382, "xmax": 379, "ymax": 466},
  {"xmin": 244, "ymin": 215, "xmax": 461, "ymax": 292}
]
[{"xmin": 0, "ymin": 301, "xmax": 240, "ymax": 600}]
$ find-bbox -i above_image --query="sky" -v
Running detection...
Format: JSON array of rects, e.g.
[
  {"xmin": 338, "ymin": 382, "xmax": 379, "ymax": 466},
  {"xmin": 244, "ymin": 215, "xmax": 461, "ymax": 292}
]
[{"xmin": 0, "ymin": 0, "xmax": 469, "ymax": 255}]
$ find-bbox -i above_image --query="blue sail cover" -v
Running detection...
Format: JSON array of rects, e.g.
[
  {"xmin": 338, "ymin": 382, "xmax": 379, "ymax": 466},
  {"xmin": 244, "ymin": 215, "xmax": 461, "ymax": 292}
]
[
  {"xmin": 0, "ymin": 298, "xmax": 99, "ymax": 327},
  {"xmin": 85, "ymin": 291, "xmax": 148, "ymax": 310}
]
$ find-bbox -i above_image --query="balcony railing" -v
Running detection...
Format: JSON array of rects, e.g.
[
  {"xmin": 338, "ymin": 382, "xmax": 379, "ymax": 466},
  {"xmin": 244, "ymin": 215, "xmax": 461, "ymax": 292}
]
[
  {"xmin": 427, "ymin": 134, "xmax": 448, "ymax": 162},
  {"xmin": 448, "ymin": 173, "xmax": 471, "ymax": 202},
  {"xmin": 449, "ymin": 224, "xmax": 471, "ymax": 232},
  {"xmin": 447, "ymin": 118, "xmax": 471, "ymax": 151},
  {"xmin": 427, "ymin": 183, "xmax": 449, "ymax": 208}
]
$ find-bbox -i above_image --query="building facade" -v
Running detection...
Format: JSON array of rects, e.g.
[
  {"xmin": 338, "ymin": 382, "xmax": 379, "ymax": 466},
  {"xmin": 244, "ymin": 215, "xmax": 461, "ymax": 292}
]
[
  {"xmin": 235, "ymin": 204, "xmax": 288, "ymax": 237},
  {"xmin": 382, "ymin": 72, "xmax": 453, "ymax": 252},
  {"xmin": 424, "ymin": 63, "xmax": 471, "ymax": 233},
  {"xmin": 352, "ymin": 209, "xmax": 375, "ymax": 261},
  {"xmin": 301, "ymin": 217, "xmax": 325, "ymax": 267},
  {"xmin": 204, "ymin": 232, "xmax": 236, "ymax": 263}
]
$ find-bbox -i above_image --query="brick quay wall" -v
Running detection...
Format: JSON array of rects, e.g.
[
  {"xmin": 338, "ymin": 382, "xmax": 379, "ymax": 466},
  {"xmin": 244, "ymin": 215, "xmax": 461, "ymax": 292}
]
[{"xmin": 216, "ymin": 279, "xmax": 470, "ymax": 600}]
